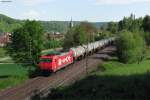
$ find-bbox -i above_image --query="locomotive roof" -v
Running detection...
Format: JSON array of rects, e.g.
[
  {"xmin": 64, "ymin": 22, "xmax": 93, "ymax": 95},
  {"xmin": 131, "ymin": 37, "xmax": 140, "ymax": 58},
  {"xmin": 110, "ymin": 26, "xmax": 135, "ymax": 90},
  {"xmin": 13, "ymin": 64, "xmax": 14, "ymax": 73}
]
[{"xmin": 45, "ymin": 50, "xmax": 61, "ymax": 56}]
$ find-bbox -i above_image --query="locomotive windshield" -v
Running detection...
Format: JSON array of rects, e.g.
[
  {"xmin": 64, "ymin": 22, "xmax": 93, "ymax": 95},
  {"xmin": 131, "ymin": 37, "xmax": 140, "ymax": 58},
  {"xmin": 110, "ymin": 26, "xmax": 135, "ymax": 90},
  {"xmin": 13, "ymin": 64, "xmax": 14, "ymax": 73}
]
[{"xmin": 40, "ymin": 58, "xmax": 52, "ymax": 63}]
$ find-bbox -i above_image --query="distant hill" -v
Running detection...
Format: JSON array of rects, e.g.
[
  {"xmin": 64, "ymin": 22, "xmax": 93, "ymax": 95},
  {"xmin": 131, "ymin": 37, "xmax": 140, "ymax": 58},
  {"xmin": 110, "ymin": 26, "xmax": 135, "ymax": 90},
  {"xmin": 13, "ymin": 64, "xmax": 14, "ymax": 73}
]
[
  {"xmin": 0, "ymin": 14, "xmax": 108, "ymax": 34},
  {"xmin": 40, "ymin": 21, "xmax": 71, "ymax": 33},
  {"xmin": 41, "ymin": 21, "xmax": 108, "ymax": 33},
  {"xmin": 0, "ymin": 14, "xmax": 23, "ymax": 33},
  {"xmin": 93, "ymin": 22, "xmax": 108, "ymax": 28}
]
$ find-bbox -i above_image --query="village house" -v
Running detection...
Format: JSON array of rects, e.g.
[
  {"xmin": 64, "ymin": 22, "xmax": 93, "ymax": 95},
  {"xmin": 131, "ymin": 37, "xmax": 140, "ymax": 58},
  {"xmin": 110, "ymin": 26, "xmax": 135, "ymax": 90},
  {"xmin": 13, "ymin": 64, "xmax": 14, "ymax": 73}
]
[
  {"xmin": 45, "ymin": 32, "xmax": 64, "ymax": 41},
  {"xmin": 0, "ymin": 33, "xmax": 11, "ymax": 47}
]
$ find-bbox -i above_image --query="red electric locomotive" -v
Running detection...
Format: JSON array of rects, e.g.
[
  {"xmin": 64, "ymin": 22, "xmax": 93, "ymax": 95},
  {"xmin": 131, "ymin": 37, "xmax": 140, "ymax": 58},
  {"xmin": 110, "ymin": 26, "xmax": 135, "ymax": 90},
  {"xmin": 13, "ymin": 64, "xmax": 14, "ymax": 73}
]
[{"xmin": 39, "ymin": 50, "xmax": 74, "ymax": 72}]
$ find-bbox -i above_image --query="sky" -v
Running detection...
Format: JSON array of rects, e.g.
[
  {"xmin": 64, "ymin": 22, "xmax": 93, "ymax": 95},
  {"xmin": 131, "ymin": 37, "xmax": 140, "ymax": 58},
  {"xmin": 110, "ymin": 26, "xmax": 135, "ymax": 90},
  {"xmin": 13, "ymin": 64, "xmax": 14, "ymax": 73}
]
[{"xmin": 0, "ymin": 0, "xmax": 150, "ymax": 22}]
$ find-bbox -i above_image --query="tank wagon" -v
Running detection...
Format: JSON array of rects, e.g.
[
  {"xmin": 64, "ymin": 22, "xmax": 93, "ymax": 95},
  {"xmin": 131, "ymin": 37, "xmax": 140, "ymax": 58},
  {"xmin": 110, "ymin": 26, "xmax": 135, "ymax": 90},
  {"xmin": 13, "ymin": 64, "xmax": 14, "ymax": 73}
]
[{"xmin": 39, "ymin": 37, "xmax": 115, "ymax": 72}]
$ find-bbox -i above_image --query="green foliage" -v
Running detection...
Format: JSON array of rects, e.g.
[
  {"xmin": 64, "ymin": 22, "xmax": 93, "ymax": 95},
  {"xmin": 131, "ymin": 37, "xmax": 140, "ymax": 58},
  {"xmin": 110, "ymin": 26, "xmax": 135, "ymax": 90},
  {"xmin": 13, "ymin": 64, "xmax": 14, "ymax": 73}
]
[
  {"xmin": 0, "ymin": 14, "xmax": 22, "ymax": 32},
  {"xmin": 131, "ymin": 18, "xmax": 143, "ymax": 32},
  {"xmin": 142, "ymin": 15, "xmax": 150, "ymax": 32},
  {"xmin": 79, "ymin": 22, "xmax": 96, "ymax": 42},
  {"xmin": 73, "ymin": 26, "xmax": 88, "ymax": 45},
  {"xmin": 63, "ymin": 22, "xmax": 96, "ymax": 49},
  {"xmin": 7, "ymin": 20, "xmax": 44, "ymax": 72},
  {"xmin": 144, "ymin": 32, "xmax": 150, "ymax": 46},
  {"xmin": 142, "ymin": 15, "xmax": 150, "ymax": 46},
  {"xmin": 45, "ymin": 40, "xmax": 63, "ymax": 49},
  {"xmin": 40, "ymin": 21, "xmax": 69, "ymax": 33},
  {"xmin": 118, "ymin": 14, "xmax": 142, "ymax": 32},
  {"xmin": 96, "ymin": 31, "xmax": 113, "ymax": 40},
  {"xmin": 97, "ymin": 21, "xmax": 118, "ymax": 40},
  {"xmin": 63, "ymin": 29, "xmax": 75, "ymax": 49},
  {"xmin": 63, "ymin": 26, "xmax": 88, "ymax": 48},
  {"xmin": 117, "ymin": 14, "xmax": 150, "ymax": 47},
  {"xmin": 107, "ymin": 22, "xmax": 118, "ymax": 33},
  {"xmin": 116, "ymin": 30, "xmax": 145, "ymax": 63}
]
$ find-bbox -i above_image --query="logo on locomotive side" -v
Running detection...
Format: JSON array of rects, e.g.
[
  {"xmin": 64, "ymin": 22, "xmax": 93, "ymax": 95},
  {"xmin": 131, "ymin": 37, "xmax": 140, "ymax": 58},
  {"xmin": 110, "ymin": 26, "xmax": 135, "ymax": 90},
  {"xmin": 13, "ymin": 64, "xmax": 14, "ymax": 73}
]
[
  {"xmin": 58, "ymin": 59, "xmax": 62, "ymax": 65},
  {"xmin": 58, "ymin": 56, "xmax": 71, "ymax": 66}
]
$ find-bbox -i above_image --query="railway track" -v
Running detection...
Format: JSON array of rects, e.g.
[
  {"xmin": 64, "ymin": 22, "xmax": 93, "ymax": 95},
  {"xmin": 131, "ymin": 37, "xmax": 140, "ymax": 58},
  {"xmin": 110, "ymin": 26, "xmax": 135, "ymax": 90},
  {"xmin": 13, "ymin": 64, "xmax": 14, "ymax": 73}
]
[{"xmin": 0, "ymin": 46, "xmax": 116, "ymax": 100}]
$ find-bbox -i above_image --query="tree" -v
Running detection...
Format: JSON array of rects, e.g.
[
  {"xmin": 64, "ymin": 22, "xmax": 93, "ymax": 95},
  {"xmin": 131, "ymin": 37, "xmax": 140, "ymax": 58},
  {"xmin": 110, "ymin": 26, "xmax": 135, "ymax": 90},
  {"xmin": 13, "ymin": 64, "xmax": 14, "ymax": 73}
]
[
  {"xmin": 95, "ymin": 31, "xmax": 113, "ymax": 41},
  {"xmin": 7, "ymin": 20, "xmax": 44, "ymax": 73},
  {"xmin": 144, "ymin": 32, "xmax": 150, "ymax": 46},
  {"xmin": 0, "ymin": 14, "xmax": 22, "ymax": 33},
  {"xmin": 116, "ymin": 30, "xmax": 145, "ymax": 63},
  {"xmin": 107, "ymin": 22, "xmax": 118, "ymax": 33},
  {"xmin": 118, "ymin": 14, "xmax": 142, "ymax": 32},
  {"xmin": 79, "ymin": 22, "xmax": 96, "ymax": 42},
  {"xmin": 131, "ymin": 18, "xmax": 143, "ymax": 32},
  {"xmin": 63, "ymin": 22, "xmax": 95, "ymax": 49},
  {"xmin": 142, "ymin": 15, "xmax": 150, "ymax": 32},
  {"xmin": 118, "ymin": 17, "xmax": 132, "ymax": 31},
  {"xmin": 142, "ymin": 15, "xmax": 150, "ymax": 46},
  {"xmin": 63, "ymin": 28, "xmax": 75, "ymax": 49},
  {"xmin": 73, "ymin": 26, "xmax": 88, "ymax": 45}
]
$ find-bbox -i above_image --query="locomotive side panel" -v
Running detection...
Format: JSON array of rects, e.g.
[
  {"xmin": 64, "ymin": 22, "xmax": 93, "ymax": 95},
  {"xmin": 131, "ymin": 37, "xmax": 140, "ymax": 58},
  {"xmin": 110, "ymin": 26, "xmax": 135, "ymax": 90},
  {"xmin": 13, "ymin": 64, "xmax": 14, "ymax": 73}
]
[
  {"xmin": 39, "ymin": 51, "xmax": 74, "ymax": 72},
  {"xmin": 54, "ymin": 52, "xmax": 74, "ymax": 71}
]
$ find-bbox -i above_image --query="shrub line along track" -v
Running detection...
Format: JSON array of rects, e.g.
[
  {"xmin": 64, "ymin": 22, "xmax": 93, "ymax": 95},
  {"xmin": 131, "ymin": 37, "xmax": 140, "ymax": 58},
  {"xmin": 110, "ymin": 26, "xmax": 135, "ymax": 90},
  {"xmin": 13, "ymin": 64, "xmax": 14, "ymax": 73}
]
[{"xmin": 0, "ymin": 46, "xmax": 116, "ymax": 100}]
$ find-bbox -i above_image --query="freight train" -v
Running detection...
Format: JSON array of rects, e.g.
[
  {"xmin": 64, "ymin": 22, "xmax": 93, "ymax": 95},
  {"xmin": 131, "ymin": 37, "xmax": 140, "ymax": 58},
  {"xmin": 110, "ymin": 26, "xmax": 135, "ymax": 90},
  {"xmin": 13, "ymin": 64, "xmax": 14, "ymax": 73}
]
[{"xmin": 39, "ymin": 37, "xmax": 115, "ymax": 72}]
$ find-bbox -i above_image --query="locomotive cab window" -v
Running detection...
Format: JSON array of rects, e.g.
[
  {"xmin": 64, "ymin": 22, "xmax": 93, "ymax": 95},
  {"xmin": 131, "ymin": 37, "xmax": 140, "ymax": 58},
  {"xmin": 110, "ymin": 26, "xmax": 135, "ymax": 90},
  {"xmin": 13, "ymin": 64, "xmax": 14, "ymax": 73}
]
[{"xmin": 40, "ymin": 59, "xmax": 52, "ymax": 63}]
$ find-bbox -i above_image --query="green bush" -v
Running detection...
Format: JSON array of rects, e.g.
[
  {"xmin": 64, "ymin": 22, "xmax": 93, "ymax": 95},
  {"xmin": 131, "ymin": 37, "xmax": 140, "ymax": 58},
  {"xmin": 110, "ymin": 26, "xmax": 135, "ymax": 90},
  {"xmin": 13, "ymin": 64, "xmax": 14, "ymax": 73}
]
[
  {"xmin": 45, "ymin": 40, "xmax": 63, "ymax": 49},
  {"xmin": 63, "ymin": 26, "xmax": 88, "ymax": 49},
  {"xmin": 116, "ymin": 30, "xmax": 145, "ymax": 63},
  {"xmin": 144, "ymin": 32, "xmax": 150, "ymax": 46},
  {"xmin": 95, "ymin": 31, "xmax": 114, "ymax": 41}
]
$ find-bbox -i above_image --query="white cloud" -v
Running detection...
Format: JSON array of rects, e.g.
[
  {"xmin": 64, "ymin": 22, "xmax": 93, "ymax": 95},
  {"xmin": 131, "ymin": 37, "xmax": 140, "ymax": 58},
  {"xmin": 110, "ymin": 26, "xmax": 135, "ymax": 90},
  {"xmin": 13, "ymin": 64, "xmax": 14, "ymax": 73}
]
[
  {"xmin": 22, "ymin": 10, "xmax": 41, "ymax": 20},
  {"xmin": 18, "ymin": 0, "xmax": 53, "ymax": 6},
  {"xmin": 94, "ymin": 0, "xmax": 150, "ymax": 5},
  {"xmin": 21, "ymin": 10, "xmax": 49, "ymax": 20}
]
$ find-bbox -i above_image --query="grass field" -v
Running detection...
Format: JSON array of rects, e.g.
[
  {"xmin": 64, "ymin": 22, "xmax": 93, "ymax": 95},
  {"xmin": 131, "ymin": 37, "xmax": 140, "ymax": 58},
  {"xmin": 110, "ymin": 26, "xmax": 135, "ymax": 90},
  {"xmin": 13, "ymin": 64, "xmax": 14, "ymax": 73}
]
[
  {"xmin": 37, "ymin": 53, "xmax": 150, "ymax": 100},
  {"xmin": 0, "ymin": 64, "xmax": 28, "ymax": 90},
  {"xmin": 0, "ymin": 64, "xmax": 28, "ymax": 76},
  {"xmin": 0, "ymin": 48, "xmax": 7, "ymax": 58},
  {"xmin": 95, "ymin": 57, "xmax": 150, "ymax": 76}
]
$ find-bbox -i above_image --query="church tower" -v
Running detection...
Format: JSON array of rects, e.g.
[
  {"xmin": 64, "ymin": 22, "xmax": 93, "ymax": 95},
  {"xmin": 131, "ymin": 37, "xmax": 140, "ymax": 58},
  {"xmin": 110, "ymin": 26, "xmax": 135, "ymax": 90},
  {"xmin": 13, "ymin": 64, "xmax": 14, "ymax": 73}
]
[{"xmin": 69, "ymin": 17, "xmax": 74, "ymax": 28}]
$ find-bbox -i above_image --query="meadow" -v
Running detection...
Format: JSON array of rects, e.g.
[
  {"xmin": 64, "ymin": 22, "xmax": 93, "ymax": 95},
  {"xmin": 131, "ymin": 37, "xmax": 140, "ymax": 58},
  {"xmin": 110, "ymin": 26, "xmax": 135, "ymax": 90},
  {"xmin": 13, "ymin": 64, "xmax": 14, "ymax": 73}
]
[
  {"xmin": 0, "ymin": 64, "xmax": 28, "ymax": 90},
  {"xmin": 95, "ymin": 57, "xmax": 150, "ymax": 76}
]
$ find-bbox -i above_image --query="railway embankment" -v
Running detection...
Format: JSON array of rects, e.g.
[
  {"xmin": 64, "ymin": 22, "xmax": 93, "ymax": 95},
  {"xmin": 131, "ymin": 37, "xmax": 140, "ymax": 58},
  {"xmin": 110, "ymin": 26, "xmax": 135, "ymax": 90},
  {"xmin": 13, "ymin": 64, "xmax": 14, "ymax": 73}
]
[{"xmin": 0, "ymin": 46, "xmax": 116, "ymax": 100}]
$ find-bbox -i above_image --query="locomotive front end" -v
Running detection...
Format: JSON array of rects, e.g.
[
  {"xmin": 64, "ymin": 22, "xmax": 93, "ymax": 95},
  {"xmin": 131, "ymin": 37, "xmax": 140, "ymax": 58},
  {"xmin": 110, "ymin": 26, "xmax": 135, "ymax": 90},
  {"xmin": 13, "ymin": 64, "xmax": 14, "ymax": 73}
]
[{"xmin": 39, "ymin": 56, "xmax": 54, "ymax": 72}]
